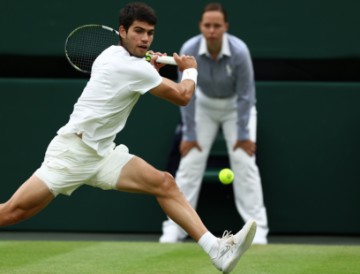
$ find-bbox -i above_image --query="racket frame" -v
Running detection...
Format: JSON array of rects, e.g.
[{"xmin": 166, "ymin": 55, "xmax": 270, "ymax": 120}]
[{"xmin": 64, "ymin": 24, "xmax": 177, "ymax": 73}]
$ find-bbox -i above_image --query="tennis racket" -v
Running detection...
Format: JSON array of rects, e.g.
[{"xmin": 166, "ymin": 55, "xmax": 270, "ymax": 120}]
[{"xmin": 64, "ymin": 24, "xmax": 177, "ymax": 74}]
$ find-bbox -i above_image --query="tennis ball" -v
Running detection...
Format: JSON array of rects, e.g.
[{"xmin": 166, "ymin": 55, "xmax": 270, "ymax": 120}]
[{"xmin": 219, "ymin": 168, "xmax": 234, "ymax": 185}]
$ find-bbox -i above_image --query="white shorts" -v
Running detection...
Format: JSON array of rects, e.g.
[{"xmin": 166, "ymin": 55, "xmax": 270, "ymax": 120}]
[{"xmin": 34, "ymin": 134, "xmax": 134, "ymax": 196}]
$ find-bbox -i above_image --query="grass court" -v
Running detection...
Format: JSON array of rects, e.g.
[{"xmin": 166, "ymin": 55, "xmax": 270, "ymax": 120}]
[{"xmin": 1, "ymin": 240, "xmax": 359, "ymax": 273}]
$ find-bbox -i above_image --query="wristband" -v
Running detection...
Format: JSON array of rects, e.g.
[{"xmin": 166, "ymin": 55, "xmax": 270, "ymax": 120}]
[{"xmin": 181, "ymin": 68, "xmax": 198, "ymax": 85}]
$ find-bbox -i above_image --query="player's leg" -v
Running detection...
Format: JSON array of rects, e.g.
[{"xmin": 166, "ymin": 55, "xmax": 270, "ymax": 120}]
[
  {"xmin": 0, "ymin": 175, "xmax": 55, "ymax": 227},
  {"xmin": 116, "ymin": 156, "xmax": 256, "ymax": 272},
  {"xmin": 159, "ymin": 145, "xmax": 209, "ymax": 242},
  {"xmin": 116, "ymin": 155, "xmax": 208, "ymax": 241},
  {"xmin": 223, "ymin": 106, "xmax": 269, "ymax": 244},
  {"xmin": 160, "ymin": 100, "xmax": 220, "ymax": 242}
]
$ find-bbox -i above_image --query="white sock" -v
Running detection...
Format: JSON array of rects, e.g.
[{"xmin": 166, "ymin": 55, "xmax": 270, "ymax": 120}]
[{"xmin": 198, "ymin": 231, "xmax": 218, "ymax": 257}]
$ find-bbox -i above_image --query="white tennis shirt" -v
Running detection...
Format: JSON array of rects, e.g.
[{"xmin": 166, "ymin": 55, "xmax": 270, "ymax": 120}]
[{"xmin": 58, "ymin": 46, "xmax": 163, "ymax": 156}]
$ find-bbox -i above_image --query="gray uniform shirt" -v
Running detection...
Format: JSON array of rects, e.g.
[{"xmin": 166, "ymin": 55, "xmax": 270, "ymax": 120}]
[{"xmin": 179, "ymin": 33, "xmax": 256, "ymax": 141}]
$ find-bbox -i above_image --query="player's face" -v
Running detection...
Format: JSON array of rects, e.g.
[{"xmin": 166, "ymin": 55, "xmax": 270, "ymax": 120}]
[
  {"xmin": 199, "ymin": 11, "xmax": 228, "ymax": 47},
  {"xmin": 119, "ymin": 20, "xmax": 155, "ymax": 58}
]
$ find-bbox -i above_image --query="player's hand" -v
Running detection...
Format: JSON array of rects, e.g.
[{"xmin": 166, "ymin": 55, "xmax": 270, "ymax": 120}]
[
  {"xmin": 233, "ymin": 140, "xmax": 256, "ymax": 157},
  {"xmin": 173, "ymin": 53, "xmax": 197, "ymax": 72},
  {"xmin": 179, "ymin": 140, "xmax": 202, "ymax": 157},
  {"xmin": 147, "ymin": 50, "xmax": 167, "ymax": 71}
]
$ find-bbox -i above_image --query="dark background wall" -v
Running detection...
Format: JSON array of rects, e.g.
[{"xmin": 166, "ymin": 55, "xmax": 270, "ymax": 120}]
[
  {"xmin": 0, "ymin": 0, "xmax": 359, "ymax": 235},
  {"xmin": 1, "ymin": 0, "xmax": 359, "ymax": 58}
]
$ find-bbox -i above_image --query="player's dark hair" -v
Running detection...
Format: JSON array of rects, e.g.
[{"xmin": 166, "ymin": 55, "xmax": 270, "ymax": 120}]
[
  {"xmin": 119, "ymin": 2, "xmax": 157, "ymax": 31},
  {"xmin": 201, "ymin": 2, "xmax": 228, "ymax": 23}
]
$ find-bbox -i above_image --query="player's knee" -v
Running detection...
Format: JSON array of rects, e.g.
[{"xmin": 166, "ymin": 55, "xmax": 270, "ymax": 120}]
[{"xmin": 158, "ymin": 172, "xmax": 179, "ymax": 197}]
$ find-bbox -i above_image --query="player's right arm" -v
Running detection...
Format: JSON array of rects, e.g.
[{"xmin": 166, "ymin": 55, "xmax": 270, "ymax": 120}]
[{"xmin": 149, "ymin": 53, "xmax": 198, "ymax": 106}]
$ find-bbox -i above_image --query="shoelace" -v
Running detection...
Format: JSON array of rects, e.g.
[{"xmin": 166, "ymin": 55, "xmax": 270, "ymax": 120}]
[
  {"xmin": 221, "ymin": 230, "xmax": 234, "ymax": 243},
  {"xmin": 212, "ymin": 231, "xmax": 235, "ymax": 260}
]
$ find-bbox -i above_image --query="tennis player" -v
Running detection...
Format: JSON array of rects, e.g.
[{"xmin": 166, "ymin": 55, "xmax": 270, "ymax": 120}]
[{"xmin": 0, "ymin": 3, "xmax": 256, "ymax": 273}]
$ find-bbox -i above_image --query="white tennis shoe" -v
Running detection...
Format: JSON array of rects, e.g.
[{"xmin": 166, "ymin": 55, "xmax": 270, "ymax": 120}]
[
  {"xmin": 159, "ymin": 220, "xmax": 187, "ymax": 243},
  {"xmin": 212, "ymin": 220, "xmax": 257, "ymax": 274}
]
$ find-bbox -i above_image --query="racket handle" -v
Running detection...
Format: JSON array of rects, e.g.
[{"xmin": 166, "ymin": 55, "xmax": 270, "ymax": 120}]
[{"xmin": 156, "ymin": 56, "xmax": 177, "ymax": 66}]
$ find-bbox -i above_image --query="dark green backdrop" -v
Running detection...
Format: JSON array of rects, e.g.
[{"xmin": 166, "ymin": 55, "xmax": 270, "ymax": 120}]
[
  {"xmin": 1, "ymin": 0, "xmax": 359, "ymax": 58},
  {"xmin": 0, "ymin": 79, "xmax": 359, "ymax": 235}
]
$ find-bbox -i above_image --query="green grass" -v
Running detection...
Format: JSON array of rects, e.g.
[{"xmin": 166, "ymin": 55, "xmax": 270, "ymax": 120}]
[{"xmin": 0, "ymin": 241, "xmax": 359, "ymax": 274}]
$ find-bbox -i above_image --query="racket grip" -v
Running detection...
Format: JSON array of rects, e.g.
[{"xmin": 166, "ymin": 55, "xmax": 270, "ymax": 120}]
[{"xmin": 156, "ymin": 56, "xmax": 177, "ymax": 66}]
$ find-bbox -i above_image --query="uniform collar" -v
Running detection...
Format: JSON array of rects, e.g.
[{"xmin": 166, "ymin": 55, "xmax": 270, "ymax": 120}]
[{"xmin": 199, "ymin": 33, "xmax": 231, "ymax": 59}]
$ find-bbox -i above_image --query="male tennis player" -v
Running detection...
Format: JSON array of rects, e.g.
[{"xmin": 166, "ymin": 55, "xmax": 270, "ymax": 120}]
[{"xmin": 0, "ymin": 2, "xmax": 256, "ymax": 273}]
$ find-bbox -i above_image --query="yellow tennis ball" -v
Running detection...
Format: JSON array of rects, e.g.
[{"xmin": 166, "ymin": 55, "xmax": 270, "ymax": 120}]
[{"xmin": 219, "ymin": 168, "xmax": 234, "ymax": 185}]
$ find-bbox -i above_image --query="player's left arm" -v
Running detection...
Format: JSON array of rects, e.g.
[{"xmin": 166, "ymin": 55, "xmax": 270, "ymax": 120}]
[{"xmin": 149, "ymin": 53, "xmax": 197, "ymax": 106}]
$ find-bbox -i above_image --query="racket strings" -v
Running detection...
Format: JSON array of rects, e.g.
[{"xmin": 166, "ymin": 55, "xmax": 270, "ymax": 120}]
[{"xmin": 66, "ymin": 26, "xmax": 119, "ymax": 73}]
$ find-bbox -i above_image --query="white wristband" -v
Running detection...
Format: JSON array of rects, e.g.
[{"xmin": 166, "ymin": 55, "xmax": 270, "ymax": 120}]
[{"xmin": 181, "ymin": 68, "xmax": 198, "ymax": 85}]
